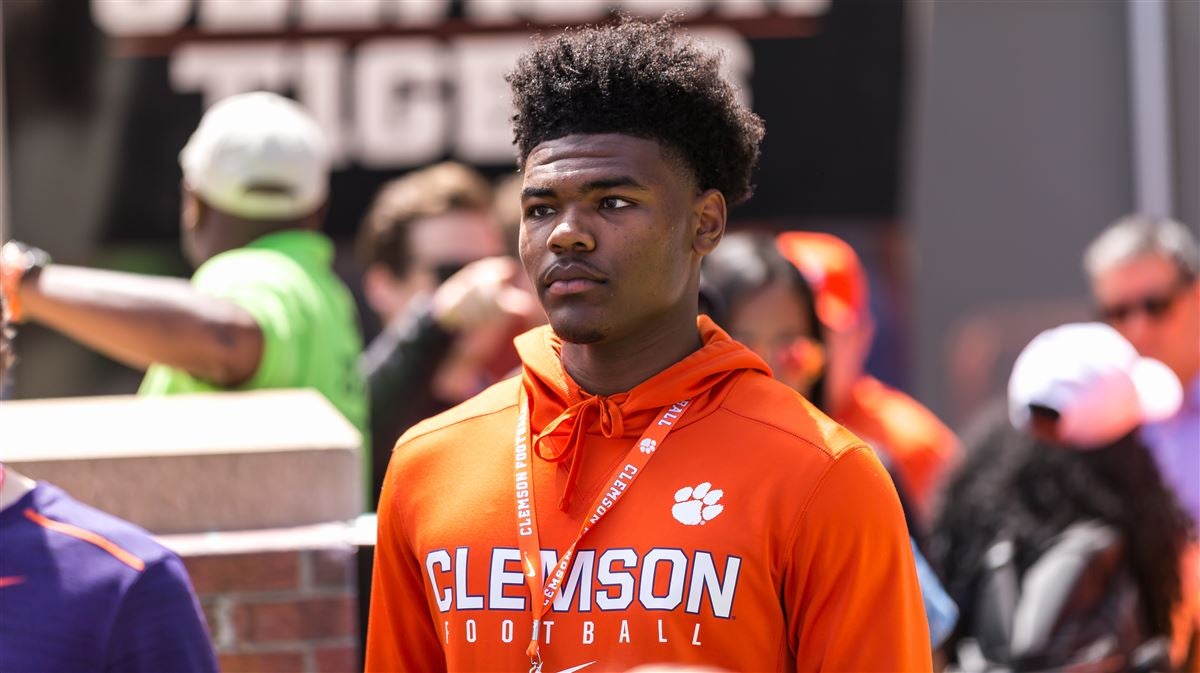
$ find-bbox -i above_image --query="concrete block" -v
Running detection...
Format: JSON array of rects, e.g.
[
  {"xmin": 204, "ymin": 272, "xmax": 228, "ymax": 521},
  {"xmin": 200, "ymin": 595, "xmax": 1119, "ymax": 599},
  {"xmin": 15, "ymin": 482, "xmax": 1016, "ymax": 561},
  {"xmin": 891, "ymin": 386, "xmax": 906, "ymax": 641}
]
[{"xmin": 0, "ymin": 389, "xmax": 362, "ymax": 533}]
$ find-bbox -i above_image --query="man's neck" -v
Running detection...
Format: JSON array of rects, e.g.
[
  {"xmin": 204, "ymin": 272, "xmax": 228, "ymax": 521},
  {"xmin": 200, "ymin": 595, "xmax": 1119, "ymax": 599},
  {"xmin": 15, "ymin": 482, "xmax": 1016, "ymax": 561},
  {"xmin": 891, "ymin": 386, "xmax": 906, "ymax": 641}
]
[{"xmin": 561, "ymin": 309, "xmax": 702, "ymax": 397}]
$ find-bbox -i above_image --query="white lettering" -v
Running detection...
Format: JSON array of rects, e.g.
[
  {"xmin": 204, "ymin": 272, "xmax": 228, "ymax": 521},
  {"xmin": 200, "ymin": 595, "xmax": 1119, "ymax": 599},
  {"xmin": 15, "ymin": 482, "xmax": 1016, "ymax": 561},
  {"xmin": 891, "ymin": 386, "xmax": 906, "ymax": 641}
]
[
  {"xmin": 299, "ymin": 0, "xmax": 380, "ymax": 28},
  {"xmin": 443, "ymin": 620, "xmax": 450, "ymax": 644},
  {"xmin": 691, "ymin": 549, "xmax": 734, "ymax": 619},
  {"xmin": 465, "ymin": 618, "xmax": 477, "ymax": 643},
  {"xmin": 686, "ymin": 552, "xmax": 741, "ymax": 618},
  {"xmin": 582, "ymin": 620, "xmax": 594, "ymax": 645},
  {"xmin": 692, "ymin": 623, "xmax": 702, "ymax": 646},
  {"xmin": 198, "ymin": 0, "xmax": 289, "ymax": 31},
  {"xmin": 640, "ymin": 548, "xmax": 687, "ymax": 610},
  {"xmin": 155, "ymin": 26, "xmax": 755, "ymax": 172},
  {"xmin": 91, "ymin": 0, "xmax": 191, "ymax": 36},
  {"xmin": 595, "ymin": 549, "xmax": 637, "ymax": 611},
  {"xmin": 543, "ymin": 620, "xmax": 554, "ymax": 643},
  {"xmin": 619, "ymin": 619, "xmax": 631, "ymax": 643},
  {"xmin": 488, "ymin": 548, "xmax": 526, "ymax": 610},
  {"xmin": 501, "ymin": 619, "xmax": 514, "ymax": 643},
  {"xmin": 657, "ymin": 619, "xmax": 668, "ymax": 643},
  {"xmin": 425, "ymin": 550, "xmax": 452, "ymax": 612},
  {"xmin": 455, "ymin": 547, "xmax": 484, "ymax": 610},
  {"xmin": 353, "ymin": 38, "xmax": 445, "ymax": 167},
  {"xmin": 464, "ymin": 0, "xmax": 611, "ymax": 24},
  {"xmin": 170, "ymin": 42, "xmax": 289, "ymax": 108},
  {"xmin": 296, "ymin": 40, "xmax": 349, "ymax": 165},
  {"xmin": 552, "ymin": 549, "xmax": 594, "ymax": 612},
  {"xmin": 453, "ymin": 35, "xmax": 526, "ymax": 163},
  {"xmin": 427, "ymin": 546, "xmax": 740, "ymax": 616}
]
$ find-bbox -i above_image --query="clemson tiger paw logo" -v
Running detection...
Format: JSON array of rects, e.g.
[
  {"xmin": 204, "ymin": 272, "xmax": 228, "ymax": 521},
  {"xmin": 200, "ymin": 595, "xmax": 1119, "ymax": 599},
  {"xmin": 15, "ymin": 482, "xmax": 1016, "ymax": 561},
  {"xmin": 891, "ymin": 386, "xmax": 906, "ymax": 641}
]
[
  {"xmin": 672, "ymin": 482, "xmax": 724, "ymax": 525},
  {"xmin": 639, "ymin": 438, "xmax": 658, "ymax": 454}
]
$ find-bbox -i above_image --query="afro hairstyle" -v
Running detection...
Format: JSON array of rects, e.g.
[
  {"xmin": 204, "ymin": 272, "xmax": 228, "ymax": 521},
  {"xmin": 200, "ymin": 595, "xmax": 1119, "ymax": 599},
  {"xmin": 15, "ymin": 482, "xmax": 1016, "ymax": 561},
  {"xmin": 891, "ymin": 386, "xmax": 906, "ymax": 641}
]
[{"xmin": 507, "ymin": 17, "xmax": 765, "ymax": 206}]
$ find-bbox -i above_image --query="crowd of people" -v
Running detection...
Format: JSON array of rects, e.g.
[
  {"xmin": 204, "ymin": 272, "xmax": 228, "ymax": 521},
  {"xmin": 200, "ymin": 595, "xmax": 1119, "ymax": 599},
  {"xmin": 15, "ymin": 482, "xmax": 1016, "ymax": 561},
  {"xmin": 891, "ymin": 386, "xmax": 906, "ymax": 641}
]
[{"xmin": 0, "ymin": 15, "xmax": 1196, "ymax": 673}]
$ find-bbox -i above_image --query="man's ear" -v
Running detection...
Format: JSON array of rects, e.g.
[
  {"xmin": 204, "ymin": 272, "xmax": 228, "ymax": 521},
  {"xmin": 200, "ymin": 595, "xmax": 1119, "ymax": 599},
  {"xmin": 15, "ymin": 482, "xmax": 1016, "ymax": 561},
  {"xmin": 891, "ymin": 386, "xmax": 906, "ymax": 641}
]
[
  {"xmin": 691, "ymin": 188, "xmax": 727, "ymax": 256},
  {"xmin": 181, "ymin": 186, "xmax": 205, "ymax": 235},
  {"xmin": 363, "ymin": 263, "xmax": 409, "ymax": 325}
]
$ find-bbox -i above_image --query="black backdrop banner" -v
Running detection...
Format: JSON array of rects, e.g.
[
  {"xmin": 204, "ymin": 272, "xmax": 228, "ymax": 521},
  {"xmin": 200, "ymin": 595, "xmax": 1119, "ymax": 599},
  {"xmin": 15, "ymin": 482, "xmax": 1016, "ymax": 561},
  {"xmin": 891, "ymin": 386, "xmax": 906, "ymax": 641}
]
[{"xmin": 3, "ymin": 0, "xmax": 902, "ymax": 244}]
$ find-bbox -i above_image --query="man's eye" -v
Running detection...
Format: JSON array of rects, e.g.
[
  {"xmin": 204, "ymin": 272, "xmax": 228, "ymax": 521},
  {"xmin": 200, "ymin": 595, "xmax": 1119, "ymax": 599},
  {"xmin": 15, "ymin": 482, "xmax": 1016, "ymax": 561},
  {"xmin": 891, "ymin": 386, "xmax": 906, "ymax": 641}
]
[
  {"xmin": 525, "ymin": 205, "xmax": 555, "ymax": 219},
  {"xmin": 599, "ymin": 197, "xmax": 634, "ymax": 209}
]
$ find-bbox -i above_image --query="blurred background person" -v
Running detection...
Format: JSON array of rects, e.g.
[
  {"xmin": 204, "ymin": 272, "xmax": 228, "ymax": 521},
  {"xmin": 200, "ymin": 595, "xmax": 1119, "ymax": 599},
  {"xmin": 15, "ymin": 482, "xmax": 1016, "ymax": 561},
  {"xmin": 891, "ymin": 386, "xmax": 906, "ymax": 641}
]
[
  {"xmin": 703, "ymin": 230, "xmax": 959, "ymax": 651},
  {"xmin": 776, "ymin": 231, "xmax": 961, "ymax": 521},
  {"xmin": 1085, "ymin": 214, "xmax": 1199, "ymax": 527},
  {"xmin": 931, "ymin": 323, "xmax": 1193, "ymax": 672},
  {"xmin": 0, "ymin": 292, "xmax": 218, "ymax": 673},
  {"xmin": 0, "ymin": 91, "xmax": 369, "ymax": 493},
  {"xmin": 490, "ymin": 170, "xmax": 525, "ymax": 258},
  {"xmin": 355, "ymin": 162, "xmax": 540, "ymax": 506}
]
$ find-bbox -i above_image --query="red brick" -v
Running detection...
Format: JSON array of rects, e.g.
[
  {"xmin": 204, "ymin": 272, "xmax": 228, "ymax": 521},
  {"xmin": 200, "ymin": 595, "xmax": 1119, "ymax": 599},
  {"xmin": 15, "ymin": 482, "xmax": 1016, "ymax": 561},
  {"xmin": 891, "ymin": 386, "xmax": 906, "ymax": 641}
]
[
  {"xmin": 315, "ymin": 645, "xmax": 359, "ymax": 673},
  {"xmin": 233, "ymin": 595, "xmax": 357, "ymax": 643},
  {"xmin": 184, "ymin": 551, "xmax": 301, "ymax": 595},
  {"xmin": 311, "ymin": 548, "xmax": 355, "ymax": 588},
  {"xmin": 218, "ymin": 651, "xmax": 305, "ymax": 673}
]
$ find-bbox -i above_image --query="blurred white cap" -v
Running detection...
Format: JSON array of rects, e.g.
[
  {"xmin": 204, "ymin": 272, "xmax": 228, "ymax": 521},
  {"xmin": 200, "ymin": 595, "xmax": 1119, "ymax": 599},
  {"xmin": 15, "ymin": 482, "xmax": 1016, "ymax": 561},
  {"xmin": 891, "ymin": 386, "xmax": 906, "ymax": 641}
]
[
  {"xmin": 180, "ymin": 91, "xmax": 330, "ymax": 221},
  {"xmin": 1008, "ymin": 322, "xmax": 1182, "ymax": 449}
]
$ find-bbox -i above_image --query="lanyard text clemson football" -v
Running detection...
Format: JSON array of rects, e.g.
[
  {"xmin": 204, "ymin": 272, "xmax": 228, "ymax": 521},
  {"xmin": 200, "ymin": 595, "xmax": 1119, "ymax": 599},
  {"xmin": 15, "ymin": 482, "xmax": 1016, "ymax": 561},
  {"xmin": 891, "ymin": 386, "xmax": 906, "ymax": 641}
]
[{"xmin": 513, "ymin": 386, "xmax": 693, "ymax": 673}]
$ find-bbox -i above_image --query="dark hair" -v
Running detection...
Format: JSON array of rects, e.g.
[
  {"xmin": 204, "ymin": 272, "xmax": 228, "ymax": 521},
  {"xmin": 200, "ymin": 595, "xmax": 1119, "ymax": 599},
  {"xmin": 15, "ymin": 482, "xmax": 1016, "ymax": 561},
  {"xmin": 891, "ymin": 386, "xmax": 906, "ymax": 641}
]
[
  {"xmin": 356, "ymin": 162, "xmax": 492, "ymax": 276},
  {"xmin": 701, "ymin": 231, "xmax": 826, "ymax": 409},
  {"xmin": 931, "ymin": 409, "xmax": 1192, "ymax": 642},
  {"xmin": 507, "ymin": 17, "xmax": 765, "ymax": 205}
]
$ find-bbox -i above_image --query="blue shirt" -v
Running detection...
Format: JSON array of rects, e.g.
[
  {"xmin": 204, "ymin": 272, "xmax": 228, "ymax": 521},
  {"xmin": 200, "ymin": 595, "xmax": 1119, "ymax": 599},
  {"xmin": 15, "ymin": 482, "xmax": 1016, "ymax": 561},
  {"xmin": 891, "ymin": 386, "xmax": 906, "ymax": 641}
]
[
  {"xmin": 1143, "ymin": 374, "xmax": 1200, "ymax": 525},
  {"xmin": 0, "ymin": 482, "xmax": 218, "ymax": 673}
]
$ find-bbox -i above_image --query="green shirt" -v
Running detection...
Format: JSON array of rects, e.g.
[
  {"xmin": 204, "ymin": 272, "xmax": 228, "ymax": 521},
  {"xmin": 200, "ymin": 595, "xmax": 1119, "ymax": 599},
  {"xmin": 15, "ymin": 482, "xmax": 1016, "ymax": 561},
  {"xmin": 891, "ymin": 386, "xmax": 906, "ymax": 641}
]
[{"xmin": 139, "ymin": 230, "xmax": 369, "ymax": 493}]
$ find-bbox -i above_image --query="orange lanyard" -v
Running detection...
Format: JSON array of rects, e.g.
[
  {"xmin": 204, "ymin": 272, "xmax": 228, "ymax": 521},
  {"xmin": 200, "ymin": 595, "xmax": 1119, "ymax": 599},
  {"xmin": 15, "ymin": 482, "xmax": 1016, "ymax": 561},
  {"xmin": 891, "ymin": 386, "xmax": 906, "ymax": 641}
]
[{"xmin": 514, "ymin": 387, "xmax": 693, "ymax": 673}]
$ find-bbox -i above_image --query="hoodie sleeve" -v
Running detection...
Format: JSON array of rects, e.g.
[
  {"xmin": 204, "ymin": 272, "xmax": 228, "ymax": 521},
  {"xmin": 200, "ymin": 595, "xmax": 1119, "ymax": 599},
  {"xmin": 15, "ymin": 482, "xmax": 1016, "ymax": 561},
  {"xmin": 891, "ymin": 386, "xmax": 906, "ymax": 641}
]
[
  {"xmin": 786, "ymin": 445, "xmax": 932, "ymax": 672},
  {"xmin": 366, "ymin": 461, "xmax": 447, "ymax": 673}
]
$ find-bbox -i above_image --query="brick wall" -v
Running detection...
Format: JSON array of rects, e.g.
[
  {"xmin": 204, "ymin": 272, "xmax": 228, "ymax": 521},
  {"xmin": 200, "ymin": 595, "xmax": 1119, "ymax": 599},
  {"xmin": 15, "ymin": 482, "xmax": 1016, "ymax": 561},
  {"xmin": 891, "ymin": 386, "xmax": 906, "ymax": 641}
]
[{"xmin": 162, "ymin": 522, "xmax": 373, "ymax": 673}]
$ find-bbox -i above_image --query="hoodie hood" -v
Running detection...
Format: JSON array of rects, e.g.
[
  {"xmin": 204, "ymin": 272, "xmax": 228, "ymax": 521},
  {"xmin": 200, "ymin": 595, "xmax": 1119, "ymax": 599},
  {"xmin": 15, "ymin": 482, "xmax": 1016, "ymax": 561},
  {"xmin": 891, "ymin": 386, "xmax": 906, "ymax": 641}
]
[{"xmin": 515, "ymin": 315, "xmax": 770, "ymax": 511}]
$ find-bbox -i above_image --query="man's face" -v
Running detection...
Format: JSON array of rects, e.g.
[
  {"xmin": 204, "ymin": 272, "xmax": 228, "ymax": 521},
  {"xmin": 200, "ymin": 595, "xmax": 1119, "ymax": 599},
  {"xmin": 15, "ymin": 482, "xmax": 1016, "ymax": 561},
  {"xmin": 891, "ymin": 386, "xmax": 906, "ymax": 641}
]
[
  {"xmin": 364, "ymin": 210, "xmax": 503, "ymax": 326},
  {"xmin": 408, "ymin": 210, "xmax": 505, "ymax": 290},
  {"xmin": 519, "ymin": 134, "xmax": 704, "ymax": 345},
  {"xmin": 1092, "ymin": 252, "xmax": 1200, "ymax": 382}
]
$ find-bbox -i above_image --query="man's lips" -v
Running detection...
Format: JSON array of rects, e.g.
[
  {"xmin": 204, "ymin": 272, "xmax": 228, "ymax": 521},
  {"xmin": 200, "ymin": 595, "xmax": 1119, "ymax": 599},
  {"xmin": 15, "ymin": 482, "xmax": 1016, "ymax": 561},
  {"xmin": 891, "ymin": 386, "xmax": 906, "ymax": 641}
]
[
  {"xmin": 540, "ymin": 262, "xmax": 607, "ymax": 296},
  {"xmin": 547, "ymin": 278, "xmax": 603, "ymax": 296}
]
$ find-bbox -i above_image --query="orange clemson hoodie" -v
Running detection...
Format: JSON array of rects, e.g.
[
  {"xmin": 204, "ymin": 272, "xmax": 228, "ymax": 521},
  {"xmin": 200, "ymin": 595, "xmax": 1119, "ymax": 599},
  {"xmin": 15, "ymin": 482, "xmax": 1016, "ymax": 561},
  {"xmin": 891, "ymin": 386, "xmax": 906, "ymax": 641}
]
[{"xmin": 367, "ymin": 316, "xmax": 931, "ymax": 673}]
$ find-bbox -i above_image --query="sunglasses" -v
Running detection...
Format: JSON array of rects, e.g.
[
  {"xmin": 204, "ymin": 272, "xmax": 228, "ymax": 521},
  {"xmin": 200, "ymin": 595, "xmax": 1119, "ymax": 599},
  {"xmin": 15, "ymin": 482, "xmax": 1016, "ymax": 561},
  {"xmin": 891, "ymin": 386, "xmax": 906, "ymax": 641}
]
[
  {"xmin": 432, "ymin": 262, "xmax": 468, "ymax": 285},
  {"xmin": 1097, "ymin": 278, "xmax": 1191, "ymax": 324}
]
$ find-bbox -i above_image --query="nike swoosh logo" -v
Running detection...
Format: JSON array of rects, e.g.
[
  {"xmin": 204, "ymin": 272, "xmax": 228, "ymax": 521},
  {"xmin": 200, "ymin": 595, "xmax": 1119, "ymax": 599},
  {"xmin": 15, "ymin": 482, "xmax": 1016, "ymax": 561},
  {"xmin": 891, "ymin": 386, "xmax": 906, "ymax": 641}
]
[
  {"xmin": 554, "ymin": 662, "xmax": 596, "ymax": 673},
  {"xmin": 0, "ymin": 576, "xmax": 26, "ymax": 589}
]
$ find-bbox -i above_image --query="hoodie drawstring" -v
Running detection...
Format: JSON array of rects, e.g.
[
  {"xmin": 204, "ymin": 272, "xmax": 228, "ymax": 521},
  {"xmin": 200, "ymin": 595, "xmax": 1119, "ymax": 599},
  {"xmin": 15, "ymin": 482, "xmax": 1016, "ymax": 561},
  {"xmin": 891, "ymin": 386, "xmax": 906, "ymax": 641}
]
[{"xmin": 532, "ymin": 395, "xmax": 625, "ymax": 511}]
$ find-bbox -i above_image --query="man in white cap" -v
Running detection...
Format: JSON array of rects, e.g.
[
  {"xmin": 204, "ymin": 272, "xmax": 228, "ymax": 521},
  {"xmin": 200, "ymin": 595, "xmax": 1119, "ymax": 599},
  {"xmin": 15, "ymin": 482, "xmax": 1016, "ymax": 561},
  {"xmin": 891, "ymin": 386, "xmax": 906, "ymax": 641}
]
[{"xmin": 0, "ymin": 92, "xmax": 367, "ymax": 455}]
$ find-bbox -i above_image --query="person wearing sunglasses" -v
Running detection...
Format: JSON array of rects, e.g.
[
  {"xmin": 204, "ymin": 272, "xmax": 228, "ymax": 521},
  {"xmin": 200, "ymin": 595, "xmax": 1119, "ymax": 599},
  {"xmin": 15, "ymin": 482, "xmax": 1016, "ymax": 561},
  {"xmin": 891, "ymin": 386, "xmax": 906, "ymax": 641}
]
[
  {"xmin": 1084, "ymin": 215, "xmax": 1199, "ymax": 528},
  {"xmin": 356, "ymin": 162, "xmax": 543, "ymax": 508}
]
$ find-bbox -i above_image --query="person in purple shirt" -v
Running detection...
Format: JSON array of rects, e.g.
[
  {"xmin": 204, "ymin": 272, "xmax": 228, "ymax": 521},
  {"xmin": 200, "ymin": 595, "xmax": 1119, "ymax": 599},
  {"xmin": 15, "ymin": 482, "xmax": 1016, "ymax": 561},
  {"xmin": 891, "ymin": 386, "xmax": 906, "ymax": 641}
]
[
  {"xmin": 0, "ymin": 290, "xmax": 217, "ymax": 672},
  {"xmin": 1085, "ymin": 214, "xmax": 1200, "ymax": 525}
]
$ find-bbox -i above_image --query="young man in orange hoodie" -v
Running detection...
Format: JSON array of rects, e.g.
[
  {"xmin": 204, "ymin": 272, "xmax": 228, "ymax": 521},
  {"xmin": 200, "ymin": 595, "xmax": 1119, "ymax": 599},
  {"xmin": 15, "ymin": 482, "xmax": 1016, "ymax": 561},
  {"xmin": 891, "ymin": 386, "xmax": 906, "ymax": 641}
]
[{"xmin": 367, "ymin": 18, "xmax": 931, "ymax": 673}]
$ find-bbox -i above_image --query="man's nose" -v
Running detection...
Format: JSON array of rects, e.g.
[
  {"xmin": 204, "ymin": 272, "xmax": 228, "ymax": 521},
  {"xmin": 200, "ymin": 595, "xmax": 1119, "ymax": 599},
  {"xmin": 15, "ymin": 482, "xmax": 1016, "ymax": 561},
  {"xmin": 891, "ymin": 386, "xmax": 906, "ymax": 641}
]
[
  {"xmin": 1116, "ymin": 312, "xmax": 1154, "ymax": 351},
  {"xmin": 546, "ymin": 210, "xmax": 596, "ymax": 254}
]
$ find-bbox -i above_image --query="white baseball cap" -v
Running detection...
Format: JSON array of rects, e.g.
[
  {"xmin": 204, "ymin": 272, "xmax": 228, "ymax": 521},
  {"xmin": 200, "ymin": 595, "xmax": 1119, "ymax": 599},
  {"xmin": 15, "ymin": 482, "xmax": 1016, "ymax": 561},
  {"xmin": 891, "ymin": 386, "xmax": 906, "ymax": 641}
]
[
  {"xmin": 179, "ymin": 91, "xmax": 330, "ymax": 221},
  {"xmin": 1008, "ymin": 322, "xmax": 1182, "ymax": 449}
]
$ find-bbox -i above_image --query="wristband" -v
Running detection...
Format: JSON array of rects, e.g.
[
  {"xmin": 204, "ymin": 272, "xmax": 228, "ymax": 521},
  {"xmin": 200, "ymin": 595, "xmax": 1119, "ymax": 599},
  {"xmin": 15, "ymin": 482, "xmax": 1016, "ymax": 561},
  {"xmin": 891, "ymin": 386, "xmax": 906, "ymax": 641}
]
[{"xmin": 1, "ymin": 241, "xmax": 52, "ymax": 323}]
